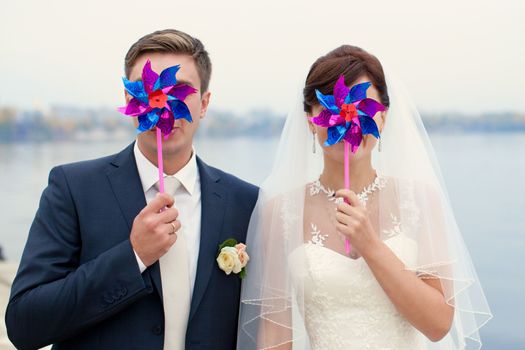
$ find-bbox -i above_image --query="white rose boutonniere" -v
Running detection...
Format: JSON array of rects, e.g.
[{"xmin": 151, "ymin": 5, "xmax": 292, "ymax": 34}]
[{"xmin": 216, "ymin": 238, "xmax": 249, "ymax": 279}]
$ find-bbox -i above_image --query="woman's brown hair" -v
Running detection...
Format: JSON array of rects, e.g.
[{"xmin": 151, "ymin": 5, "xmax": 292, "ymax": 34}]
[{"xmin": 303, "ymin": 45, "xmax": 389, "ymax": 113}]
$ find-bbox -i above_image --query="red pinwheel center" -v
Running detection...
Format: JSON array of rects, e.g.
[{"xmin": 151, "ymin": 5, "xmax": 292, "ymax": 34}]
[
  {"xmin": 340, "ymin": 103, "xmax": 358, "ymax": 122},
  {"xmin": 148, "ymin": 90, "xmax": 168, "ymax": 109}
]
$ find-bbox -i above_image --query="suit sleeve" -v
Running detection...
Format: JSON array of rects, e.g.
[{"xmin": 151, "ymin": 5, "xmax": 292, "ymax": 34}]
[{"xmin": 5, "ymin": 166, "xmax": 152, "ymax": 350}]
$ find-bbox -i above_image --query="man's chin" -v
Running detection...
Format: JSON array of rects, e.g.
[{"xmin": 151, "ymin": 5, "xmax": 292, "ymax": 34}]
[
  {"xmin": 137, "ymin": 131, "xmax": 189, "ymax": 155},
  {"xmin": 162, "ymin": 142, "xmax": 188, "ymax": 156}
]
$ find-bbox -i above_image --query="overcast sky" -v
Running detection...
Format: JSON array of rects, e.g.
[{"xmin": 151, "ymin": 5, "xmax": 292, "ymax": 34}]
[{"xmin": 1, "ymin": 0, "xmax": 523, "ymax": 115}]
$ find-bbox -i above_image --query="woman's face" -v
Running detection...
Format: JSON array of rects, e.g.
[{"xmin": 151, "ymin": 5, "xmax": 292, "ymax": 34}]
[{"xmin": 307, "ymin": 75, "xmax": 386, "ymax": 165}]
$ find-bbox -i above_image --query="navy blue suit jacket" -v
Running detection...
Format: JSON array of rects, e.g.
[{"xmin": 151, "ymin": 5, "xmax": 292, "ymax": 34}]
[{"xmin": 5, "ymin": 142, "xmax": 259, "ymax": 350}]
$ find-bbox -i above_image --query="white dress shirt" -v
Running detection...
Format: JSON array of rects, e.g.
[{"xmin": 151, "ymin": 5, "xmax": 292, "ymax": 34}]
[{"xmin": 133, "ymin": 142, "xmax": 202, "ymax": 295}]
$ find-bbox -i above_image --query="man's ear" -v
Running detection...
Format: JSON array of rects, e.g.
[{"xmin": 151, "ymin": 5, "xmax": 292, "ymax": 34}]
[{"xmin": 200, "ymin": 91, "xmax": 211, "ymax": 118}]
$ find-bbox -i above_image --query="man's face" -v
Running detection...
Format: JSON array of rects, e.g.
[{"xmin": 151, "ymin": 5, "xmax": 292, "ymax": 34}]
[{"xmin": 127, "ymin": 52, "xmax": 211, "ymax": 157}]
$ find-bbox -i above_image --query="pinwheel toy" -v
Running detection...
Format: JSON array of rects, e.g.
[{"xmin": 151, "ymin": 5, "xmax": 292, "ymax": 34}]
[
  {"xmin": 310, "ymin": 75, "xmax": 386, "ymax": 254},
  {"xmin": 118, "ymin": 60, "xmax": 197, "ymax": 193}
]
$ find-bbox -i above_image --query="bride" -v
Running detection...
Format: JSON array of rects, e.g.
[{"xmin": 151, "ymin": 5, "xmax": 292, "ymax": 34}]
[{"xmin": 237, "ymin": 45, "xmax": 491, "ymax": 349}]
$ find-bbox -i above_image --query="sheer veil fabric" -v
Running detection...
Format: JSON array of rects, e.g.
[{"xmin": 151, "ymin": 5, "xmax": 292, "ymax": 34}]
[{"xmin": 237, "ymin": 63, "xmax": 492, "ymax": 350}]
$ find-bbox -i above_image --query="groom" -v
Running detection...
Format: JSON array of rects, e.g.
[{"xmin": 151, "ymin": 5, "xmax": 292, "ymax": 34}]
[{"xmin": 5, "ymin": 29, "xmax": 258, "ymax": 350}]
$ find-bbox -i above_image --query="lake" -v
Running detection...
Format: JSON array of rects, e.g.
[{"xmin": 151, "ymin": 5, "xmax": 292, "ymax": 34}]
[{"xmin": 0, "ymin": 133, "xmax": 524, "ymax": 348}]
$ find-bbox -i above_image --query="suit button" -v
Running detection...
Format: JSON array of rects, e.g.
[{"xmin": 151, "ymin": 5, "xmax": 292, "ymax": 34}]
[{"xmin": 152, "ymin": 325, "xmax": 163, "ymax": 335}]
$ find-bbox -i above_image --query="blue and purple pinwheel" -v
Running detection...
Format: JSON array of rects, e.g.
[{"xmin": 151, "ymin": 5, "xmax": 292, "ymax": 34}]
[
  {"xmin": 118, "ymin": 59, "xmax": 197, "ymax": 136},
  {"xmin": 310, "ymin": 75, "xmax": 386, "ymax": 153}
]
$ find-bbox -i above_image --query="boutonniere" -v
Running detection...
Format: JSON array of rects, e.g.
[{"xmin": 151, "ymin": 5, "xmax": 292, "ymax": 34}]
[{"xmin": 216, "ymin": 238, "xmax": 249, "ymax": 279}]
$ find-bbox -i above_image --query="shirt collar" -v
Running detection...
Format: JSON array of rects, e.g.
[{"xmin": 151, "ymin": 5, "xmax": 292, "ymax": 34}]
[{"xmin": 134, "ymin": 142, "xmax": 198, "ymax": 195}]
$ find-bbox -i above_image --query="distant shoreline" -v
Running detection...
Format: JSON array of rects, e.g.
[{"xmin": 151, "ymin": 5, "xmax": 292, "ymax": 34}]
[{"xmin": 1, "ymin": 106, "xmax": 524, "ymax": 143}]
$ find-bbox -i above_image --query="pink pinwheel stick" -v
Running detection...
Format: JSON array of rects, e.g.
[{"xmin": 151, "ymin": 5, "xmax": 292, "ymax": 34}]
[
  {"xmin": 156, "ymin": 127, "xmax": 165, "ymax": 194},
  {"xmin": 344, "ymin": 140, "xmax": 352, "ymax": 255},
  {"xmin": 118, "ymin": 59, "xmax": 196, "ymax": 197}
]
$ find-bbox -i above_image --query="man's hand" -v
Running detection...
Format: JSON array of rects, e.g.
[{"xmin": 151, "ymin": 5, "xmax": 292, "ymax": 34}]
[{"xmin": 130, "ymin": 193, "xmax": 181, "ymax": 267}]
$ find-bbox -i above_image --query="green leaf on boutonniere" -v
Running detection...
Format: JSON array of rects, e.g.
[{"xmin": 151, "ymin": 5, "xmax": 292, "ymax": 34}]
[
  {"xmin": 239, "ymin": 268, "xmax": 247, "ymax": 279},
  {"xmin": 218, "ymin": 238, "xmax": 238, "ymax": 253}
]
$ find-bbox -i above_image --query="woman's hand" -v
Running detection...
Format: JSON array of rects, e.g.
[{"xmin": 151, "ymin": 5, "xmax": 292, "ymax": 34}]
[{"xmin": 335, "ymin": 189, "xmax": 381, "ymax": 256}]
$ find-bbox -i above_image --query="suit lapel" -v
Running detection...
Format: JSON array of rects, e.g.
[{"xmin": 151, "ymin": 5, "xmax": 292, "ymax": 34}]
[
  {"xmin": 189, "ymin": 157, "xmax": 227, "ymax": 322},
  {"xmin": 105, "ymin": 148, "xmax": 227, "ymax": 307},
  {"xmin": 106, "ymin": 142, "xmax": 163, "ymax": 299}
]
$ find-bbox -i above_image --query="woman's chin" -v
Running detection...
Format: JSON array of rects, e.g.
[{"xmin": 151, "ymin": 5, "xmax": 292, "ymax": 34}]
[{"xmin": 323, "ymin": 148, "xmax": 365, "ymax": 164}]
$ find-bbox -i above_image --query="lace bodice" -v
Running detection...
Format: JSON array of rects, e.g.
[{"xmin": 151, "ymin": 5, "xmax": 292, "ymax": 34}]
[
  {"xmin": 288, "ymin": 179, "xmax": 426, "ymax": 349},
  {"xmin": 290, "ymin": 236, "xmax": 424, "ymax": 350}
]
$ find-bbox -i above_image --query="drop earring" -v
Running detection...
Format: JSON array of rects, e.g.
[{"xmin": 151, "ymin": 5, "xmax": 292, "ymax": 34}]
[
  {"xmin": 312, "ymin": 131, "xmax": 317, "ymax": 153},
  {"xmin": 378, "ymin": 137, "xmax": 382, "ymax": 152}
]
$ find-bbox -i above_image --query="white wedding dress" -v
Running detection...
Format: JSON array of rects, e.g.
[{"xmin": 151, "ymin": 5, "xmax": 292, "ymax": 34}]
[
  {"xmin": 288, "ymin": 179, "xmax": 427, "ymax": 350},
  {"xmin": 292, "ymin": 239, "xmax": 424, "ymax": 350},
  {"xmin": 237, "ymin": 70, "xmax": 492, "ymax": 350}
]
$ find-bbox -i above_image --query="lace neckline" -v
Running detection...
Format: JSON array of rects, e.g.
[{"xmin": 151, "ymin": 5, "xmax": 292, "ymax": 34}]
[{"xmin": 309, "ymin": 175, "xmax": 387, "ymax": 205}]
